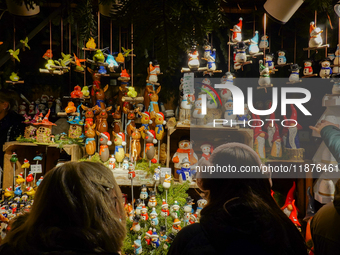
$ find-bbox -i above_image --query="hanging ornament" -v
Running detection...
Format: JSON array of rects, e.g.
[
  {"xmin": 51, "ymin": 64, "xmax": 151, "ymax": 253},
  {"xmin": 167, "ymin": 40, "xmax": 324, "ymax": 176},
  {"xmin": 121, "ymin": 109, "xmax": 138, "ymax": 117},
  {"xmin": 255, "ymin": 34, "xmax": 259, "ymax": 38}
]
[
  {"xmin": 259, "ymin": 34, "xmax": 269, "ymax": 50},
  {"xmin": 287, "ymin": 64, "xmax": 302, "ymax": 84},
  {"xmin": 319, "ymin": 59, "xmax": 332, "ymax": 79},
  {"xmin": 302, "ymin": 59, "xmax": 317, "ymax": 78}
]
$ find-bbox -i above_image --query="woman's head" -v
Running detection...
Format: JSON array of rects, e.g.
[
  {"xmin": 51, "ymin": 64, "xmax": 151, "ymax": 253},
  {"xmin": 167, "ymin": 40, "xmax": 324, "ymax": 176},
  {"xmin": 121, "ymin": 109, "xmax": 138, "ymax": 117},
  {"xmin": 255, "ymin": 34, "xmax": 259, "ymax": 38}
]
[
  {"xmin": 0, "ymin": 90, "xmax": 19, "ymax": 113},
  {"xmin": 4, "ymin": 162, "xmax": 126, "ymax": 253}
]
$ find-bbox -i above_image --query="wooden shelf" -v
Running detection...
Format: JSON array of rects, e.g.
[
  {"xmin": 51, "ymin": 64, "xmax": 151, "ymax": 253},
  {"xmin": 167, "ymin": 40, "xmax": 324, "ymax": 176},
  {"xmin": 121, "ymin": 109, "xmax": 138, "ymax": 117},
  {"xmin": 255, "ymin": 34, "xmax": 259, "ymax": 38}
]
[{"xmin": 303, "ymin": 44, "xmax": 330, "ymax": 51}]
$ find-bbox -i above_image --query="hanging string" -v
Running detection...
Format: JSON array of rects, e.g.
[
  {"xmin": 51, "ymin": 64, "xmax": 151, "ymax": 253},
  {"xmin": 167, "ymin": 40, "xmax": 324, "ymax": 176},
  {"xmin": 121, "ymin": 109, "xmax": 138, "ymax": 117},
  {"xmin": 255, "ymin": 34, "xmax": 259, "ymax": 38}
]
[
  {"xmin": 294, "ymin": 31, "xmax": 296, "ymax": 63},
  {"xmin": 69, "ymin": 23, "xmax": 71, "ymax": 54},
  {"xmin": 98, "ymin": 12, "xmax": 100, "ymax": 48},
  {"xmin": 325, "ymin": 25, "xmax": 328, "ymax": 58},
  {"xmin": 50, "ymin": 20, "xmax": 52, "ymax": 59},
  {"xmin": 315, "ymin": 10, "xmax": 317, "ymax": 26},
  {"xmin": 13, "ymin": 16, "xmax": 15, "ymax": 65},
  {"xmin": 228, "ymin": 34, "xmax": 230, "ymax": 72},
  {"xmin": 131, "ymin": 23, "xmax": 134, "ymax": 87},
  {"xmin": 110, "ymin": 20, "xmax": 112, "ymax": 53},
  {"xmin": 61, "ymin": 18, "xmax": 63, "ymax": 53},
  {"xmin": 263, "ymin": 13, "xmax": 267, "ymax": 64}
]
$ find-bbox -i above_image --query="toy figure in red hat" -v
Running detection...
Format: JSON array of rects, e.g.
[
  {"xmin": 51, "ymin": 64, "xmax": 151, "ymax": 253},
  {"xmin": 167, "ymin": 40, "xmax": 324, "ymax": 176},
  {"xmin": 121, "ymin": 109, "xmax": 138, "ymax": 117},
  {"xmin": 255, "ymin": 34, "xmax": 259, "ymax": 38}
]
[
  {"xmin": 281, "ymin": 182, "xmax": 301, "ymax": 228},
  {"xmin": 155, "ymin": 112, "xmax": 166, "ymax": 140},
  {"xmin": 97, "ymin": 131, "xmax": 112, "ymax": 162},
  {"xmin": 309, "ymin": 21, "xmax": 323, "ymax": 48},
  {"xmin": 200, "ymin": 143, "xmax": 213, "ymax": 161},
  {"xmin": 252, "ymin": 114, "xmax": 268, "ymax": 159},
  {"xmin": 230, "ymin": 17, "xmax": 243, "ymax": 43},
  {"xmin": 271, "ymin": 127, "xmax": 282, "ymax": 157},
  {"xmin": 112, "ymin": 131, "xmax": 126, "ymax": 167},
  {"xmin": 283, "ymin": 105, "xmax": 302, "ymax": 149}
]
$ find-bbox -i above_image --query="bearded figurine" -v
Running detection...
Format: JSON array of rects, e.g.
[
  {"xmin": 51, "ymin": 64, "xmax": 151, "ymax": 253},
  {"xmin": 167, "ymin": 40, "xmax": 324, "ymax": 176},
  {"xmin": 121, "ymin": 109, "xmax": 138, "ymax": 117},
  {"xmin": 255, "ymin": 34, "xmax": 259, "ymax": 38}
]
[{"xmin": 284, "ymin": 105, "xmax": 302, "ymax": 149}]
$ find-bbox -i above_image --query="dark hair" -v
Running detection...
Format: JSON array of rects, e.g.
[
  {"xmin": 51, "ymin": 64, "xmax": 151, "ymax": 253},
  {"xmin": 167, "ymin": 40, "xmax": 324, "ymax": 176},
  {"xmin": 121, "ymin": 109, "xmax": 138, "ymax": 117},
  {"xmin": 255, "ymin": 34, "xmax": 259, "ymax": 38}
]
[
  {"xmin": 198, "ymin": 143, "xmax": 306, "ymax": 254},
  {"xmin": 0, "ymin": 89, "xmax": 19, "ymax": 111},
  {"xmin": 3, "ymin": 162, "xmax": 126, "ymax": 253}
]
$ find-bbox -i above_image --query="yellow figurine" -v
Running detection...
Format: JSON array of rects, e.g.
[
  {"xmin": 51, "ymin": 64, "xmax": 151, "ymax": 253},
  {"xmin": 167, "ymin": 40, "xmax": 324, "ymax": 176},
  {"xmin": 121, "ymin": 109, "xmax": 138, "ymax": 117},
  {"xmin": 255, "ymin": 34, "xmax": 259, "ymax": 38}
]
[
  {"xmin": 82, "ymin": 86, "xmax": 90, "ymax": 97},
  {"xmin": 112, "ymin": 131, "xmax": 126, "ymax": 167},
  {"xmin": 10, "ymin": 72, "xmax": 20, "ymax": 82},
  {"xmin": 8, "ymin": 49, "xmax": 20, "ymax": 62},
  {"xmin": 21, "ymin": 159, "xmax": 30, "ymax": 169},
  {"xmin": 16, "ymin": 173, "xmax": 25, "ymax": 184},
  {"xmin": 65, "ymin": 101, "xmax": 77, "ymax": 114},
  {"xmin": 86, "ymin": 37, "xmax": 96, "ymax": 49},
  {"xmin": 4, "ymin": 186, "xmax": 13, "ymax": 198},
  {"xmin": 154, "ymin": 112, "xmax": 166, "ymax": 140},
  {"xmin": 116, "ymin": 53, "xmax": 124, "ymax": 63},
  {"xmin": 26, "ymin": 187, "xmax": 36, "ymax": 196},
  {"xmin": 20, "ymin": 37, "xmax": 30, "ymax": 50},
  {"xmin": 45, "ymin": 59, "xmax": 55, "ymax": 70},
  {"xmin": 127, "ymin": 87, "xmax": 137, "ymax": 98}
]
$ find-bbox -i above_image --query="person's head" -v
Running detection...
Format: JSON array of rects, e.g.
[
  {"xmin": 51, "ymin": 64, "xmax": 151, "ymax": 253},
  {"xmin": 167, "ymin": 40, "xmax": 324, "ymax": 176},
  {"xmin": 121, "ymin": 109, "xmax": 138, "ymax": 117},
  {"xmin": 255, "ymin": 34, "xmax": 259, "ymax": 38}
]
[
  {"xmin": 3, "ymin": 162, "xmax": 126, "ymax": 253},
  {"xmin": 0, "ymin": 89, "xmax": 19, "ymax": 114}
]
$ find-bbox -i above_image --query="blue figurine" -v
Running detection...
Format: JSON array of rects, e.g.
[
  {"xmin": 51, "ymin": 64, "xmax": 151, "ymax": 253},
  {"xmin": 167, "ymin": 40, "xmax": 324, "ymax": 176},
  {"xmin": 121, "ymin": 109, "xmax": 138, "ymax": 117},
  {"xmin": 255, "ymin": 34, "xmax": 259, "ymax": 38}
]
[
  {"xmin": 98, "ymin": 65, "xmax": 107, "ymax": 74},
  {"xmin": 277, "ymin": 50, "xmax": 287, "ymax": 65},
  {"xmin": 133, "ymin": 236, "xmax": 142, "ymax": 255},
  {"xmin": 135, "ymin": 199, "xmax": 143, "ymax": 215},
  {"xmin": 14, "ymin": 186, "xmax": 22, "ymax": 196},
  {"xmin": 176, "ymin": 157, "xmax": 193, "ymax": 183},
  {"xmin": 140, "ymin": 184, "xmax": 148, "ymax": 200},
  {"xmin": 36, "ymin": 176, "xmax": 43, "ymax": 186},
  {"xmin": 159, "ymin": 226, "xmax": 167, "ymax": 242},
  {"xmin": 105, "ymin": 52, "xmax": 119, "ymax": 71},
  {"xmin": 150, "ymin": 207, "xmax": 159, "ymax": 226},
  {"xmin": 151, "ymin": 229, "xmax": 160, "ymax": 248},
  {"xmin": 249, "ymin": 31, "xmax": 259, "ymax": 55}
]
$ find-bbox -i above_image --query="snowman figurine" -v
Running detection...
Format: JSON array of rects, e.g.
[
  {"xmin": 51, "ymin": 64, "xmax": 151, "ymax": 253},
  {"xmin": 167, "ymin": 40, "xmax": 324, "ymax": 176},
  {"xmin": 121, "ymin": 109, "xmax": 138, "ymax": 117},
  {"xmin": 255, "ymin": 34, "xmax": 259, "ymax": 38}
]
[
  {"xmin": 133, "ymin": 236, "xmax": 142, "ymax": 255},
  {"xmin": 288, "ymin": 64, "xmax": 301, "ymax": 83},
  {"xmin": 109, "ymin": 155, "xmax": 116, "ymax": 170},
  {"xmin": 224, "ymin": 98, "xmax": 238, "ymax": 126},
  {"xmin": 161, "ymin": 199, "xmax": 170, "ymax": 217},
  {"xmin": 192, "ymin": 95, "xmax": 205, "ymax": 120},
  {"xmin": 303, "ymin": 60, "xmax": 314, "ymax": 76},
  {"xmin": 207, "ymin": 48, "xmax": 216, "ymax": 71},
  {"xmin": 235, "ymin": 41, "xmax": 248, "ymax": 63},
  {"xmin": 249, "ymin": 31, "xmax": 260, "ymax": 55},
  {"xmin": 153, "ymin": 166, "xmax": 160, "ymax": 184},
  {"xmin": 150, "ymin": 208, "xmax": 159, "ymax": 226},
  {"xmin": 135, "ymin": 199, "xmax": 143, "ymax": 215},
  {"xmin": 172, "ymin": 217, "xmax": 182, "ymax": 234},
  {"xmin": 151, "ymin": 229, "xmax": 160, "ymax": 248},
  {"xmin": 188, "ymin": 46, "xmax": 200, "ymax": 70},
  {"xmin": 163, "ymin": 174, "xmax": 171, "ymax": 189},
  {"xmin": 333, "ymin": 45, "xmax": 340, "ymax": 74},
  {"xmin": 184, "ymin": 196, "xmax": 194, "ymax": 214},
  {"xmin": 237, "ymin": 104, "xmax": 250, "ymax": 127},
  {"xmin": 200, "ymin": 143, "xmax": 213, "ymax": 161},
  {"xmin": 196, "ymin": 198, "xmax": 208, "ymax": 218},
  {"xmin": 140, "ymin": 204, "xmax": 149, "ymax": 221},
  {"xmin": 131, "ymin": 215, "xmax": 141, "ymax": 232},
  {"xmin": 140, "ymin": 184, "xmax": 148, "ymax": 200},
  {"xmin": 180, "ymin": 94, "xmax": 194, "ymax": 110},
  {"xmin": 204, "ymin": 44, "xmax": 211, "ymax": 59},
  {"xmin": 265, "ymin": 53, "xmax": 275, "ymax": 70},
  {"xmin": 170, "ymin": 201, "xmax": 180, "ymax": 219},
  {"xmin": 159, "ymin": 226, "xmax": 167, "ymax": 242},
  {"xmin": 172, "ymin": 139, "xmax": 198, "ymax": 170},
  {"xmin": 258, "ymin": 60, "xmax": 271, "ymax": 87},
  {"xmin": 259, "ymin": 34, "xmax": 269, "ymax": 49},
  {"xmin": 320, "ymin": 59, "xmax": 332, "ymax": 78},
  {"xmin": 122, "ymin": 157, "xmax": 129, "ymax": 170},
  {"xmin": 309, "ymin": 21, "xmax": 323, "ymax": 48},
  {"xmin": 148, "ymin": 191, "xmax": 157, "ymax": 208},
  {"xmin": 277, "ymin": 50, "xmax": 287, "ymax": 65},
  {"xmin": 176, "ymin": 157, "xmax": 193, "ymax": 183},
  {"xmin": 230, "ymin": 17, "xmax": 243, "ymax": 43},
  {"xmin": 233, "ymin": 51, "xmax": 242, "ymax": 70}
]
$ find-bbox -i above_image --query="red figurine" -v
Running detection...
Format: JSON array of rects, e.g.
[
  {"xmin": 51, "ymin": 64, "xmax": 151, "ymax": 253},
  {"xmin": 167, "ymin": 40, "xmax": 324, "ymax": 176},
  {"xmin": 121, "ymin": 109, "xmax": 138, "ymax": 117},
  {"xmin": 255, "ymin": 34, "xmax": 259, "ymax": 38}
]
[
  {"xmin": 26, "ymin": 172, "xmax": 34, "ymax": 184},
  {"xmin": 71, "ymin": 85, "xmax": 83, "ymax": 98}
]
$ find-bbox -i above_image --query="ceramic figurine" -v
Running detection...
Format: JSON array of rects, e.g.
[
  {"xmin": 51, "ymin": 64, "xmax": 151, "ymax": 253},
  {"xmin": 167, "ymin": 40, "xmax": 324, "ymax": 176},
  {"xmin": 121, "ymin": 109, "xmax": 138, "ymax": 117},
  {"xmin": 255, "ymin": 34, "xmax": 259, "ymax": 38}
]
[
  {"xmin": 98, "ymin": 66, "xmax": 107, "ymax": 75},
  {"xmin": 159, "ymin": 226, "xmax": 167, "ymax": 242},
  {"xmin": 73, "ymin": 54, "xmax": 86, "ymax": 72},
  {"xmin": 153, "ymin": 167, "xmax": 160, "ymax": 184},
  {"xmin": 140, "ymin": 205, "xmax": 149, "ymax": 221},
  {"xmin": 196, "ymin": 198, "xmax": 207, "ymax": 218},
  {"xmin": 192, "ymin": 95, "xmax": 205, "ymax": 120},
  {"xmin": 204, "ymin": 44, "xmax": 211, "ymax": 59},
  {"xmin": 133, "ymin": 236, "xmax": 142, "ymax": 255},
  {"xmin": 128, "ymin": 163, "xmax": 136, "ymax": 180},
  {"xmin": 9, "ymin": 72, "xmax": 20, "ymax": 82},
  {"xmin": 93, "ymin": 50, "xmax": 105, "ymax": 63},
  {"xmin": 111, "ymin": 106, "xmax": 121, "ymax": 134},
  {"xmin": 122, "ymin": 157, "xmax": 129, "ymax": 170},
  {"xmin": 140, "ymin": 184, "xmax": 148, "ymax": 200},
  {"xmin": 130, "ymin": 126, "xmax": 145, "ymax": 163},
  {"xmin": 54, "ymin": 52, "xmax": 72, "ymax": 68},
  {"xmin": 271, "ymin": 127, "xmax": 282, "ymax": 158},
  {"xmin": 283, "ymin": 104, "xmax": 302, "ymax": 149},
  {"xmin": 81, "ymin": 105, "xmax": 95, "ymax": 132},
  {"xmin": 188, "ymin": 46, "xmax": 200, "ymax": 70},
  {"xmin": 93, "ymin": 84, "xmax": 109, "ymax": 109},
  {"xmin": 112, "ymin": 132, "xmax": 126, "ymax": 167},
  {"xmin": 265, "ymin": 53, "xmax": 275, "ymax": 70},
  {"xmin": 65, "ymin": 102, "xmax": 76, "ymax": 114},
  {"xmin": 20, "ymin": 37, "xmax": 30, "ymax": 51},
  {"xmin": 68, "ymin": 105, "xmax": 84, "ymax": 139},
  {"xmin": 170, "ymin": 201, "xmax": 180, "ymax": 219},
  {"xmin": 319, "ymin": 59, "xmax": 332, "ymax": 78},
  {"xmin": 148, "ymin": 61, "xmax": 158, "ymax": 83},
  {"xmin": 71, "ymin": 85, "xmax": 83, "ymax": 98},
  {"xmin": 19, "ymin": 102, "xmax": 26, "ymax": 115},
  {"xmin": 4, "ymin": 187, "xmax": 13, "ymax": 198},
  {"xmin": 148, "ymin": 86, "xmax": 161, "ymax": 114},
  {"xmin": 252, "ymin": 114, "xmax": 268, "ymax": 159},
  {"xmin": 180, "ymin": 93, "xmax": 194, "ymax": 110},
  {"xmin": 259, "ymin": 34, "xmax": 269, "ymax": 49},
  {"xmin": 95, "ymin": 105, "xmax": 112, "ymax": 133},
  {"xmin": 135, "ymin": 199, "xmax": 143, "ymax": 215},
  {"xmin": 124, "ymin": 107, "xmax": 138, "ymax": 137},
  {"xmin": 45, "ymin": 59, "xmax": 55, "ymax": 70},
  {"xmin": 26, "ymin": 186, "xmax": 35, "ymax": 196},
  {"xmin": 16, "ymin": 173, "xmax": 25, "ymax": 185},
  {"xmin": 105, "ymin": 51, "xmax": 119, "ymax": 72},
  {"xmin": 200, "ymin": 143, "xmax": 213, "ymax": 161},
  {"xmin": 219, "ymin": 73, "xmax": 233, "ymax": 104},
  {"xmin": 309, "ymin": 22, "xmax": 323, "ymax": 48},
  {"xmin": 155, "ymin": 112, "xmax": 166, "ymax": 140},
  {"xmin": 151, "ymin": 229, "xmax": 160, "ymax": 248},
  {"xmin": 230, "ymin": 17, "xmax": 243, "ymax": 43},
  {"xmin": 145, "ymin": 130, "xmax": 158, "ymax": 164},
  {"xmin": 130, "ymin": 215, "xmax": 141, "ymax": 232},
  {"xmin": 33, "ymin": 110, "xmax": 56, "ymax": 143},
  {"xmin": 288, "ymin": 64, "xmax": 301, "ymax": 83},
  {"xmin": 96, "ymin": 131, "xmax": 112, "ymax": 162},
  {"xmin": 14, "ymin": 185, "xmax": 22, "ymax": 196},
  {"xmin": 207, "ymin": 48, "xmax": 216, "ymax": 71},
  {"xmin": 176, "ymin": 157, "xmax": 193, "ymax": 183},
  {"xmin": 172, "ymin": 139, "xmax": 198, "ymax": 170},
  {"xmin": 127, "ymin": 87, "xmax": 137, "ymax": 98},
  {"xmin": 277, "ymin": 50, "xmax": 287, "ymax": 65},
  {"xmin": 258, "ymin": 60, "xmax": 271, "ymax": 87},
  {"xmin": 163, "ymin": 173, "xmax": 171, "ymax": 189},
  {"xmin": 303, "ymin": 59, "xmax": 314, "ymax": 76},
  {"xmin": 86, "ymin": 37, "xmax": 96, "ymax": 49},
  {"xmin": 281, "ymin": 182, "xmax": 301, "ymax": 227},
  {"xmin": 116, "ymin": 52, "xmax": 125, "ymax": 64},
  {"xmin": 144, "ymin": 228, "xmax": 153, "ymax": 245},
  {"xmin": 36, "ymin": 176, "xmax": 43, "ymax": 186},
  {"xmin": 140, "ymin": 111, "xmax": 152, "ymax": 139},
  {"xmin": 161, "ymin": 199, "xmax": 169, "ymax": 217},
  {"xmin": 163, "ymin": 233, "xmax": 175, "ymax": 250},
  {"xmin": 224, "ymin": 98, "xmax": 238, "ymax": 125},
  {"xmin": 189, "ymin": 213, "xmax": 198, "ymax": 224},
  {"xmin": 150, "ymin": 208, "xmax": 159, "ymax": 227},
  {"xmin": 8, "ymin": 49, "xmax": 20, "ymax": 62},
  {"xmin": 172, "ymin": 217, "xmax": 181, "ymax": 234},
  {"xmin": 249, "ymin": 31, "xmax": 260, "ymax": 55},
  {"xmin": 235, "ymin": 41, "xmax": 247, "ymax": 64},
  {"xmin": 148, "ymin": 191, "xmax": 157, "ymax": 208},
  {"xmin": 184, "ymin": 196, "xmax": 194, "ymax": 214},
  {"xmin": 85, "ymin": 124, "xmax": 96, "ymax": 156}
]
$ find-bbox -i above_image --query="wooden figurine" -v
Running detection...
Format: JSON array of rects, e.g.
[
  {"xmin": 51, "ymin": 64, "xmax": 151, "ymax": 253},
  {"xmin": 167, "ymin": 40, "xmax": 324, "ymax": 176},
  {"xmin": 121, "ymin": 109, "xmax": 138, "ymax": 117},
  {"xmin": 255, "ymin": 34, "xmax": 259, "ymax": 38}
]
[
  {"xmin": 85, "ymin": 124, "xmax": 96, "ymax": 156},
  {"xmin": 33, "ymin": 110, "xmax": 56, "ymax": 143},
  {"xmin": 68, "ymin": 105, "xmax": 84, "ymax": 138},
  {"xmin": 94, "ymin": 105, "xmax": 112, "ymax": 133},
  {"xmin": 144, "ymin": 130, "xmax": 157, "ymax": 166},
  {"xmin": 93, "ymin": 84, "xmax": 109, "ymax": 109},
  {"xmin": 309, "ymin": 22, "xmax": 323, "ymax": 48},
  {"xmin": 148, "ymin": 86, "xmax": 161, "ymax": 116},
  {"xmin": 140, "ymin": 111, "xmax": 152, "ymax": 139},
  {"xmin": 112, "ymin": 131, "xmax": 127, "ymax": 167},
  {"xmin": 112, "ymin": 106, "xmax": 122, "ymax": 133},
  {"xmin": 124, "ymin": 107, "xmax": 139, "ymax": 137},
  {"xmin": 96, "ymin": 131, "xmax": 112, "ymax": 162},
  {"xmin": 87, "ymin": 67, "xmax": 102, "ymax": 105},
  {"xmin": 130, "ymin": 126, "xmax": 145, "ymax": 163},
  {"xmin": 81, "ymin": 105, "xmax": 95, "ymax": 131},
  {"xmin": 231, "ymin": 18, "xmax": 243, "ymax": 43},
  {"xmin": 155, "ymin": 112, "xmax": 166, "ymax": 140}
]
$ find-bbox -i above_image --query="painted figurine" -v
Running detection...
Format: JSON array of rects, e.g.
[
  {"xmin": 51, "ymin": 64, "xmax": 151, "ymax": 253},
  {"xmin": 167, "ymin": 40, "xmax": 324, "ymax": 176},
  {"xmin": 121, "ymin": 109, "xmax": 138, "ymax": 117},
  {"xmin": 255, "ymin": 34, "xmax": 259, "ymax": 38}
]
[
  {"xmin": 163, "ymin": 173, "xmax": 171, "ymax": 189},
  {"xmin": 207, "ymin": 48, "xmax": 216, "ymax": 71},
  {"xmin": 248, "ymin": 31, "xmax": 260, "ymax": 55},
  {"xmin": 172, "ymin": 217, "xmax": 181, "ymax": 234},
  {"xmin": 140, "ymin": 111, "xmax": 152, "ymax": 139},
  {"xmin": 65, "ymin": 102, "xmax": 76, "ymax": 114},
  {"xmin": 258, "ymin": 60, "xmax": 271, "ymax": 87},
  {"xmin": 187, "ymin": 45, "xmax": 200, "ymax": 70},
  {"xmin": 230, "ymin": 17, "xmax": 243, "ymax": 43},
  {"xmin": 309, "ymin": 21, "xmax": 323, "ymax": 48},
  {"xmin": 140, "ymin": 184, "xmax": 148, "ymax": 200},
  {"xmin": 160, "ymin": 226, "xmax": 167, "ymax": 242},
  {"xmin": 145, "ymin": 130, "xmax": 158, "ymax": 165},
  {"xmin": 97, "ymin": 131, "xmax": 112, "ymax": 162},
  {"xmin": 130, "ymin": 126, "xmax": 144, "ymax": 163},
  {"xmin": 259, "ymin": 34, "xmax": 269, "ymax": 49},
  {"xmin": 192, "ymin": 95, "xmax": 205, "ymax": 120},
  {"xmin": 161, "ymin": 199, "xmax": 170, "ymax": 217},
  {"xmin": 163, "ymin": 233, "xmax": 175, "ymax": 250},
  {"xmin": 170, "ymin": 201, "xmax": 180, "ymax": 219},
  {"xmin": 150, "ymin": 208, "xmax": 159, "ymax": 226},
  {"xmin": 109, "ymin": 155, "xmax": 116, "ymax": 170},
  {"xmin": 283, "ymin": 104, "xmax": 302, "ymax": 149},
  {"xmin": 172, "ymin": 139, "xmax": 198, "ymax": 170},
  {"xmin": 71, "ymin": 85, "xmax": 83, "ymax": 98},
  {"xmin": 153, "ymin": 166, "xmax": 160, "ymax": 184},
  {"xmin": 277, "ymin": 50, "xmax": 287, "ymax": 65},
  {"xmin": 122, "ymin": 157, "xmax": 129, "ymax": 170},
  {"xmin": 319, "ymin": 59, "xmax": 332, "ymax": 78},
  {"xmin": 130, "ymin": 215, "xmax": 141, "ymax": 232},
  {"xmin": 189, "ymin": 213, "xmax": 198, "ymax": 224},
  {"xmin": 112, "ymin": 132, "xmax": 126, "ymax": 167},
  {"xmin": 303, "ymin": 59, "xmax": 314, "ymax": 76},
  {"xmin": 176, "ymin": 157, "xmax": 193, "ymax": 183},
  {"xmin": 155, "ymin": 112, "xmax": 166, "ymax": 140},
  {"xmin": 151, "ymin": 229, "xmax": 160, "ymax": 248},
  {"xmin": 84, "ymin": 124, "xmax": 96, "ymax": 156},
  {"xmin": 281, "ymin": 182, "xmax": 301, "ymax": 227},
  {"xmin": 184, "ymin": 196, "xmax": 194, "ymax": 214},
  {"xmin": 128, "ymin": 163, "xmax": 136, "ymax": 180},
  {"xmin": 140, "ymin": 205, "xmax": 149, "ymax": 221},
  {"xmin": 265, "ymin": 53, "xmax": 275, "ymax": 70},
  {"xmin": 288, "ymin": 64, "xmax": 301, "ymax": 83},
  {"xmin": 196, "ymin": 198, "xmax": 207, "ymax": 218},
  {"xmin": 133, "ymin": 236, "xmax": 142, "ymax": 255},
  {"xmin": 148, "ymin": 191, "xmax": 157, "ymax": 208},
  {"xmin": 200, "ymin": 143, "xmax": 213, "ymax": 161},
  {"xmin": 86, "ymin": 37, "xmax": 96, "ymax": 49},
  {"xmin": 235, "ymin": 41, "xmax": 247, "ymax": 64},
  {"xmin": 135, "ymin": 199, "xmax": 143, "ymax": 215}
]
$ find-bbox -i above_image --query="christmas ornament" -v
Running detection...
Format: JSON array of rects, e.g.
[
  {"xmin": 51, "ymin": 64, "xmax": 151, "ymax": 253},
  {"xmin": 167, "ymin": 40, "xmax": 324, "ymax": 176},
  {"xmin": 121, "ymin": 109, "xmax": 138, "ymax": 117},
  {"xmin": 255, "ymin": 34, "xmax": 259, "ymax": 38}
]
[
  {"xmin": 196, "ymin": 198, "xmax": 207, "ymax": 218},
  {"xmin": 150, "ymin": 208, "xmax": 159, "ymax": 226},
  {"xmin": 184, "ymin": 196, "xmax": 194, "ymax": 214},
  {"xmin": 259, "ymin": 34, "xmax": 269, "ymax": 49},
  {"xmin": 163, "ymin": 233, "xmax": 175, "ymax": 250},
  {"xmin": 73, "ymin": 53, "xmax": 86, "ymax": 72},
  {"xmin": 187, "ymin": 45, "xmax": 200, "ymax": 70},
  {"xmin": 109, "ymin": 154, "xmax": 116, "ymax": 170},
  {"xmin": 140, "ymin": 204, "xmax": 149, "ymax": 221},
  {"xmin": 135, "ymin": 199, "xmax": 143, "ymax": 215},
  {"xmin": 98, "ymin": 66, "xmax": 107, "ymax": 74},
  {"xmin": 176, "ymin": 157, "xmax": 193, "ymax": 183},
  {"xmin": 112, "ymin": 132, "xmax": 126, "ymax": 167},
  {"xmin": 85, "ymin": 124, "xmax": 96, "ymax": 157},
  {"xmin": 36, "ymin": 176, "xmax": 43, "ymax": 186},
  {"xmin": 127, "ymin": 87, "xmax": 138, "ymax": 98},
  {"xmin": 161, "ymin": 199, "xmax": 169, "ymax": 217},
  {"xmin": 308, "ymin": 21, "xmax": 323, "ymax": 48},
  {"xmin": 9, "ymin": 72, "xmax": 20, "ymax": 82},
  {"xmin": 116, "ymin": 53, "xmax": 124, "ymax": 64},
  {"xmin": 130, "ymin": 215, "xmax": 141, "ymax": 232},
  {"xmin": 189, "ymin": 213, "xmax": 198, "ymax": 224},
  {"xmin": 172, "ymin": 139, "xmax": 198, "ymax": 171},
  {"xmin": 276, "ymin": 50, "xmax": 287, "ymax": 65},
  {"xmin": 235, "ymin": 41, "xmax": 248, "ymax": 64},
  {"xmin": 151, "ymin": 229, "xmax": 160, "ymax": 248},
  {"xmin": 319, "ymin": 59, "xmax": 332, "ymax": 79},
  {"xmin": 132, "ymin": 236, "xmax": 142, "ymax": 255},
  {"xmin": 230, "ymin": 18, "xmax": 243, "ymax": 43},
  {"xmin": 265, "ymin": 53, "xmax": 275, "ymax": 70},
  {"xmin": 172, "ymin": 217, "xmax": 181, "ymax": 234},
  {"xmin": 287, "ymin": 64, "xmax": 302, "ymax": 84},
  {"xmin": 122, "ymin": 157, "xmax": 129, "ymax": 170},
  {"xmin": 162, "ymin": 173, "xmax": 171, "ymax": 189},
  {"xmin": 159, "ymin": 226, "xmax": 167, "ymax": 242},
  {"xmin": 144, "ymin": 228, "xmax": 153, "ymax": 245},
  {"xmin": 248, "ymin": 31, "xmax": 260, "ymax": 55},
  {"xmin": 170, "ymin": 201, "xmax": 180, "ymax": 219},
  {"xmin": 153, "ymin": 167, "xmax": 160, "ymax": 185},
  {"xmin": 148, "ymin": 191, "xmax": 157, "ymax": 208},
  {"xmin": 140, "ymin": 184, "xmax": 148, "ymax": 200},
  {"xmin": 303, "ymin": 59, "xmax": 316, "ymax": 77}
]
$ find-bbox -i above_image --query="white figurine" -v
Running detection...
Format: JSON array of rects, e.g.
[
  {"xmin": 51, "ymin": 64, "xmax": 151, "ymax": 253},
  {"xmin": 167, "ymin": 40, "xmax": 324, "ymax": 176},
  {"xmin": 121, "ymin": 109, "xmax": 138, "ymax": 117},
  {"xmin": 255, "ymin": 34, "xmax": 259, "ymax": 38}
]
[
  {"xmin": 224, "ymin": 98, "xmax": 237, "ymax": 126},
  {"xmin": 230, "ymin": 17, "xmax": 243, "ymax": 43},
  {"xmin": 309, "ymin": 21, "xmax": 323, "ymax": 48},
  {"xmin": 172, "ymin": 139, "xmax": 198, "ymax": 169},
  {"xmin": 109, "ymin": 154, "xmax": 116, "ymax": 170},
  {"xmin": 153, "ymin": 166, "xmax": 160, "ymax": 182},
  {"xmin": 207, "ymin": 48, "xmax": 216, "ymax": 71},
  {"xmin": 170, "ymin": 201, "xmax": 180, "ymax": 219},
  {"xmin": 303, "ymin": 60, "xmax": 313, "ymax": 76},
  {"xmin": 19, "ymin": 102, "xmax": 27, "ymax": 115},
  {"xmin": 235, "ymin": 42, "xmax": 247, "ymax": 63},
  {"xmin": 265, "ymin": 53, "xmax": 275, "ymax": 70},
  {"xmin": 176, "ymin": 157, "xmax": 192, "ymax": 183},
  {"xmin": 200, "ymin": 143, "xmax": 213, "ymax": 161},
  {"xmin": 277, "ymin": 50, "xmax": 286, "ymax": 65},
  {"xmin": 180, "ymin": 94, "xmax": 194, "ymax": 110},
  {"xmin": 258, "ymin": 60, "xmax": 271, "ymax": 87},
  {"xmin": 233, "ymin": 51, "xmax": 241, "ymax": 70},
  {"xmin": 161, "ymin": 199, "xmax": 169, "ymax": 217},
  {"xmin": 204, "ymin": 44, "xmax": 211, "ymax": 59},
  {"xmin": 249, "ymin": 31, "xmax": 260, "ymax": 55},
  {"xmin": 259, "ymin": 34, "xmax": 269, "ymax": 49},
  {"xmin": 188, "ymin": 46, "xmax": 200, "ymax": 70},
  {"xmin": 162, "ymin": 174, "xmax": 171, "ymax": 189},
  {"xmin": 192, "ymin": 95, "xmax": 205, "ymax": 119},
  {"xmin": 319, "ymin": 59, "xmax": 332, "ymax": 78},
  {"xmin": 288, "ymin": 64, "xmax": 301, "ymax": 83}
]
